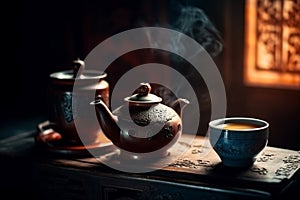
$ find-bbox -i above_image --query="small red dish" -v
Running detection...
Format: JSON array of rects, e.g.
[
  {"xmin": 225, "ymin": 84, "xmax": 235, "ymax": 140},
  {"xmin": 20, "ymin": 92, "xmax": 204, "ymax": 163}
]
[{"xmin": 35, "ymin": 120, "xmax": 112, "ymax": 156}]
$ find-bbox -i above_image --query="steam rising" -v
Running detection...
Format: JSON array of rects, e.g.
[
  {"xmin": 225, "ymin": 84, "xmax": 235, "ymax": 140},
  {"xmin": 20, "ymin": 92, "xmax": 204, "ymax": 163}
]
[
  {"xmin": 143, "ymin": 4, "xmax": 224, "ymax": 135},
  {"xmin": 144, "ymin": 4, "xmax": 223, "ymax": 58},
  {"xmin": 172, "ymin": 6, "xmax": 223, "ymax": 57}
]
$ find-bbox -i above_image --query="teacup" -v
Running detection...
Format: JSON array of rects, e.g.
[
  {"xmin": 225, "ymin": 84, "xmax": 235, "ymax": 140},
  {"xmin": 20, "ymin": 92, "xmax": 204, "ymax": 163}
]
[{"xmin": 209, "ymin": 117, "xmax": 269, "ymax": 167}]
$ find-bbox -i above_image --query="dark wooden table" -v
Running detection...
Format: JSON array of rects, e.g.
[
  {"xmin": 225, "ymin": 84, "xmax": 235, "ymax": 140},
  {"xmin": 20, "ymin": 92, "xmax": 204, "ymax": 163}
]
[{"xmin": 0, "ymin": 125, "xmax": 299, "ymax": 200}]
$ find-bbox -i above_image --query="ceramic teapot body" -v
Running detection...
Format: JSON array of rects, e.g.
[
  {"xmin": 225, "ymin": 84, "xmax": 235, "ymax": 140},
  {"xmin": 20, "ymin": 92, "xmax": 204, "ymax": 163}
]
[
  {"xmin": 48, "ymin": 59, "xmax": 109, "ymax": 144},
  {"xmin": 90, "ymin": 83, "xmax": 189, "ymax": 153}
]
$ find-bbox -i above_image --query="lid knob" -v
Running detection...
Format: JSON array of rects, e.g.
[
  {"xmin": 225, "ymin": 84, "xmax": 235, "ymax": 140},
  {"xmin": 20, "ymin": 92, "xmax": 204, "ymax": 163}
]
[
  {"xmin": 73, "ymin": 58, "xmax": 85, "ymax": 78},
  {"xmin": 126, "ymin": 83, "xmax": 162, "ymax": 103},
  {"xmin": 134, "ymin": 82, "xmax": 151, "ymax": 96}
]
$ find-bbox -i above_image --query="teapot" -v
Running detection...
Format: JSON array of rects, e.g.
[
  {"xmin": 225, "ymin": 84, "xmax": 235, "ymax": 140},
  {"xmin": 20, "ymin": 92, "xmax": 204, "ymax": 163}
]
[
  {"xmin": 90, "ymin": 83, "xmax": 189, "ymax": 154},
  {"xmin": 48, "ymin": 58, "xmax": 109, "ymax": 145}
]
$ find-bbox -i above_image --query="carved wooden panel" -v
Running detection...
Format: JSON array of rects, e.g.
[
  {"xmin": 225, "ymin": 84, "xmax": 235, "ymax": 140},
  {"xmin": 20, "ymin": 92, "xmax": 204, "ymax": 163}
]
[{"xmin": 245, "ymin": 0, "xmax": 300, "ymax": 89}]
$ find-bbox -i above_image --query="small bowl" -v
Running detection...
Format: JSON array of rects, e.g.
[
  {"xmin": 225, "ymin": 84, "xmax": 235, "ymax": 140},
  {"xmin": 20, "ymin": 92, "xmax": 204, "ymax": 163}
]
[{"xmin": 209, "ymin": 117, "xmax": 269, "ymax": 168}]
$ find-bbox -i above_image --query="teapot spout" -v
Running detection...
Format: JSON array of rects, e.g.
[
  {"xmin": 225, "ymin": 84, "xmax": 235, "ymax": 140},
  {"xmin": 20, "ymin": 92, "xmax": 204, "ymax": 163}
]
[
  {"xmin": 90, "ymin": 97, "xmax": 120, "ymax": 143},
  {"xmin": 170, "ymin": 98, "xmax": 190, "ymax": 117}
]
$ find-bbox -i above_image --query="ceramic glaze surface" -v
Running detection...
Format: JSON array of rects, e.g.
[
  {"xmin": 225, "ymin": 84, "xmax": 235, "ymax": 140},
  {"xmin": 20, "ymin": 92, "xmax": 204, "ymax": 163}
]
[
  {"xmin": 209, "ymin": 117, "xmax": 269, "ymax": 167},
  {"xmin": 48, "ymin": 59, "xmax": 109, "ymax": 145},
  {"xmin": 91, "ymin": 83, "xmax": 189, "ymax": 154}
]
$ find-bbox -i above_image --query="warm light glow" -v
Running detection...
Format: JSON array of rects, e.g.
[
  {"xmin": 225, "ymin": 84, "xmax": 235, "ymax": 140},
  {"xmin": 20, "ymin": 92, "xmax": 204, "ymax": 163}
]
[{"xmin": 245, "ymin": 0, "xmax": 300, "ymax": 89}]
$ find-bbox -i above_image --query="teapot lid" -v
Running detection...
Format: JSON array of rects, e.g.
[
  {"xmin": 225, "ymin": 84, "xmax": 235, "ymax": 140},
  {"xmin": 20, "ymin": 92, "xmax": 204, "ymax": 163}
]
[
  {"xmin": 50, "ymin": 70, "xmax": 107, "ymax": 80},
  {"xmin": 50, "ymin": 58, "xmax": 107, "ymax": 80},
  {"xmin": 124, "ymin": 83, "xmax": 162, "ymax": 104}
]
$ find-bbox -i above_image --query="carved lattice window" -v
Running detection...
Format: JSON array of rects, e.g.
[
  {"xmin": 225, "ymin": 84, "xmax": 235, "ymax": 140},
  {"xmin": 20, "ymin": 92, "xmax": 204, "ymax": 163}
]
[{"xmin": 244, "ymin": 0, "xmax": 300, "ymax": 89}]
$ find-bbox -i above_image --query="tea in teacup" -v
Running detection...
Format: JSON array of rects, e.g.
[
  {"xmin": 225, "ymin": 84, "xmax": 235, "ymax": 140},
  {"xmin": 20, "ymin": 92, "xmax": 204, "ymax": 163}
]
[{"xmin": 222, "ymin": 122, "xmax": 260, "ymax": 130}]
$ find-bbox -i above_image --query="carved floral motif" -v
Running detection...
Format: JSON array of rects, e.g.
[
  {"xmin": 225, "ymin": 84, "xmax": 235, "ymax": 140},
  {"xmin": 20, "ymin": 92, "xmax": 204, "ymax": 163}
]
[
  {"xmin": 60, "ymin": 93, "xmax": 73, "ymax": 123},
  {"xmin": 276, "ymin": 154, "xmax": 300, "ymax": 177},
  {"xmin": 256, "ymin": 0, "xmax": 300, "ymax": 72},
  {"xmin": 169, "ymin": 159, "xmax": 211, "ymax": 169},
  {"xmin": 256, "ymin": 152, "xmax": 275, "ymax": 162},
  {"xmin": 251, "ymin": 167, "xmax": 268, "ymax": 175}
]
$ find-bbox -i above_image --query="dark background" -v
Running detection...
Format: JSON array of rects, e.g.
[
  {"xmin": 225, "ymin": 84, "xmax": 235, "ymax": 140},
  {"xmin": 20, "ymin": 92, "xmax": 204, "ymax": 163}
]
[{"xmin": 1, "ymin": 0, "xmax": 299, "ymax": 150}]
